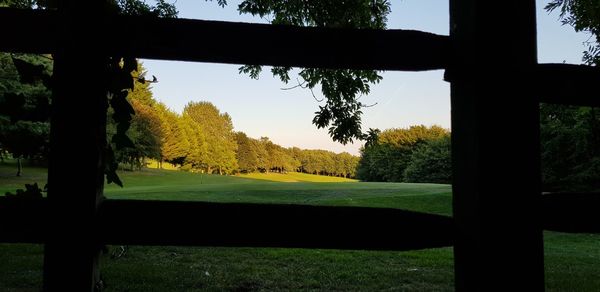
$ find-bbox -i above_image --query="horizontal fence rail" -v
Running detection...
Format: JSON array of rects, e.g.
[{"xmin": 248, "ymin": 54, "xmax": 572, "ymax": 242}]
[
  {"xmin": 542, "ymin": 192, "xmax": 600, "ymax": 233},
  {"xmin": 0, "ymin": 198, "xmax": 454, "ymax": 250},
  {"xmin": 537, "ymin": 64, "xmax": 600, "ymax": 107},
  {"xmin": 3, "ymin": 196, "xmax": 598, "ymax": 246},
  {"xmin": 0, "ymin": 8, "xmax": 449, "ymax": 71}
]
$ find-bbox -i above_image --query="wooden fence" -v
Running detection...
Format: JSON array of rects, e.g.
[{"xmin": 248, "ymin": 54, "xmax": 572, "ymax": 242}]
[{"xmin": 1, "ymin": 1, "xmax": 599, "ymax": 291}]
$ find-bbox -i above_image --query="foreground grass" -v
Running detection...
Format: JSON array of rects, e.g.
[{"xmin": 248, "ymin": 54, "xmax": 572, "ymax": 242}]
[
  {"xmin": 1, "ymin": 164, "xmax": 599, "ymax": 291},
  {"xmin": 0, "ymin": 162, "xmax": 47, "ymax": 195},
  {"xmin": 0, "ymin": 244, "xmax": 455, "ymax": 292},
  {"xmin": 3, "ymin": 232, "xmax": 599, "ymax": 291}
]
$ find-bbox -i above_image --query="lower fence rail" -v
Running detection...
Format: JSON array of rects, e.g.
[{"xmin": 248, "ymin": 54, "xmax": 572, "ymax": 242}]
[{"xmin": 0, "ymin": 198, "xmax": 454, "ymax": 251}]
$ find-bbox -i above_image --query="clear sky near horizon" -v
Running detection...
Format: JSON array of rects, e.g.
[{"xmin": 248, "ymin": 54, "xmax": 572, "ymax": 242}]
[{"xmin": 141, "ymin": 0, "xmax": 591, "ymax": 155}]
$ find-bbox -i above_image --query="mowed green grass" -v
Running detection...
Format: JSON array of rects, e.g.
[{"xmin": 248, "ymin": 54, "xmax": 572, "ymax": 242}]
[
  {"xmin": 1, "ymin": 162, "xmax": 600, "ymax": 291},
  {"xmin": 0, "ymin": 161, "xmax": 48, "ymax": 195},
  {"xmin": 104, "ymin": 169, "xmax": 451, "ymax": 215}
]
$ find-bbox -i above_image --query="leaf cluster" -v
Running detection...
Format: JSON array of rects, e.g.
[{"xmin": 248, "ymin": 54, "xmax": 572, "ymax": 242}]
[
  {"xmin": 115, "ymin": 0, "xmax": 178, "ymax": 18},
  {"xmin": 4, "ymin": 183, "xmax": 46, "ymax": 199},
  {"xmin": 540, "ymin": 104, "xmax": 600, "ymax": 191},
  {"xmin": 237, "ymin": 0, "xmax": 391, "ymax": 144},
  {"xmin": 546, "ymin": 0, "xmax": 600, "ymax": 64}
]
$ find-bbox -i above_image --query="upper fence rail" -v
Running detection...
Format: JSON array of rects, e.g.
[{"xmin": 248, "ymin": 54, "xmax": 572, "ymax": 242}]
[{"xmin": 0, "ymin": 8, "xmax": 449, "ymax": 71}]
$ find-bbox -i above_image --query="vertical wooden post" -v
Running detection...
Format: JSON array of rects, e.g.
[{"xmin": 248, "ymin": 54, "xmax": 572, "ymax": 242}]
[
  {"xmin": 448, "ymin": 1, "xmax": 544, "ymax": 291},
  {"xmin": 43, "ymin": 1, "xmax": 108, "ymax": 291}
]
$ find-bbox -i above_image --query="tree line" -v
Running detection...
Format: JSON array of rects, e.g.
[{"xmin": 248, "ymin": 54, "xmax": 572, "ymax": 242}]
[
  {"xmin": 0, "ymin": 57, "xmax": 359, "ymax": 178},
  {"xmin": 357, "ymin": 114, "xmax": 600, "ymax": 191},
  {"xmin": 1, "ymin": 55, "xmax": 599, "ymax": 188},
  {"xmin": 113, "ymin": 65, "xmax": 360, "ymax": 177}
]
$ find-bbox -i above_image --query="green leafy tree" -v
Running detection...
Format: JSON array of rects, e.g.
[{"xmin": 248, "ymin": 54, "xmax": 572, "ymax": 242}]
[
  {"xmin": 404, "ymin": 136, "xmax": 452, "ymax": 184},
  {"xmin": 540, "ymin": 104, "xmax": 600, "ymax": 191},
  {"xmin": 336, "ymin": 152, "xmax": 360, "ymax": 178},
  {"xmin": 0, "ymin": 53, "xmax": 51, "ymax": 176},
  {"xmin": 155, "ymin": 102, "xmax": 190, "ymax": 167},
  {"xmin": 234, "ymin": 132, "xmax": 259, "ymax": 173},
  {"xmin": 259, "ymin": 137, "xmax": 296, "ymax": 173},
  {"xmin": 357, "ymin": 125, "xmax": 449, "ymax": 182},
  {"xmin": 542, "ymin": 1, "xmax": 600, "ymax": 191},
  {"xmin": 107, "ymin": 63, "xmax": 163, "ymax": 170},
  {"xmin": 183, "ymin": 101, "xmax": 237, "ymax": 174},
  {"xmin": 2, "ymin": 0, "xmax": 178, "ymax": 186},
  {"xmin": 252, "ymin": 137, "xmax": 270, "ymax": 172},
  {"xmin": 178, "ymin": 114, "xmax": 208, "ymax": 170}
]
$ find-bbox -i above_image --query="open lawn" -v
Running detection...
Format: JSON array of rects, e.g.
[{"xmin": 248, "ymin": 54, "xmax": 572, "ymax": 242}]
[
  {"xmin": 104, "ymin": 168, "xmax": 451, "ymax": 215},
  {"xmin": 1, "ymin": 162, "xmax": 599, "ymax": 291}
]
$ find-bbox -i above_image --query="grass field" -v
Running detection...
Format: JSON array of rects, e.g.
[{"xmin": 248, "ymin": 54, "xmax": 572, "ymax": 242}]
[{"xmin": 1, "ymin": 162, "xmax": 599, "ymax": 291}]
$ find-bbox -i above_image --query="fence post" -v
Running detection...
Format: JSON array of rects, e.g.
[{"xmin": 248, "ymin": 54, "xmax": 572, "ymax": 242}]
[
  {"xmin": 43, "ymin": 1, "xmax": 108, "ymax": 291},
  {"xmin": 448, "ymin": 1, "xmax": 544, "ymax": 290}
]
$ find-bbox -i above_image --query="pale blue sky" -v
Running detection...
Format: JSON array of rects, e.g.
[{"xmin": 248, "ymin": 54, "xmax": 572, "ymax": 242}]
[{"xmin": 142, "ymin": 0, "xmax": 591, "ymax": 155}]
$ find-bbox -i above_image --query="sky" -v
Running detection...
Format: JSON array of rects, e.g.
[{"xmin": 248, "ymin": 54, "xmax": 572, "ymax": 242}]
[{"xmin": 141, "ymin": 0, "xmax": 591, "ymax": 155}]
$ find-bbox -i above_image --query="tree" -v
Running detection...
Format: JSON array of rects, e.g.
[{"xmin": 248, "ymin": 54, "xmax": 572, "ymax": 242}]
[
  {"xmin": 107, "ymin": 63, "xmax": 163, "ymax": 170},
  {"xmin": 0, "ymin": 53, "xmax": 51, "ymax": 176},
  {"xmin": 155, "ymin": 102, "xmax": 190, "ymax": 167},
  {"xmin": 540, "ymin": 104, "xmax": 600, "ymax": 191},
  {"xmin": 404, "ymin": 136, "xmax": 452, "ymax": 184},
  {"xmin": 336, "ymin": 152, "xmax": 359, "ymax": 178},
  {"xmin": 542, "ymin": 2, "xmax": 600, "ymax": 191},
  {"xmin": 178, "ymin": 114, "xmax": 208, "ymax": 170},
  {"xmin": 252, "ymin": 137, "xmax": 269, "ymax": 172},
  {"xmin": 234, "ymin": 132, "xmax": 259, "ymax": 173},
  {"xmin": 237, "ymin": 0, "xmax": 391, "ymax": 144},
  {"xmin": 356, "ymin": 125, "xmax": 449, "ymax": 182},
  {"xmin": 183, "ymin": 101, "xmax": 237, "ymax": 174}
]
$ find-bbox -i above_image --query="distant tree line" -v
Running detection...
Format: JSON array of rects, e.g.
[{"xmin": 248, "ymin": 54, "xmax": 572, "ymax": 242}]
[
  {"xmin": 0, "ymin": 58, "xmax": 359, "ymax": 177},
  {"xmin": 106, "ymin": 65, "xmax": 360, "ymax": 177},
  {"xmin": 235, "ymin": 133, "xmax": 359, "ymax": 177}
]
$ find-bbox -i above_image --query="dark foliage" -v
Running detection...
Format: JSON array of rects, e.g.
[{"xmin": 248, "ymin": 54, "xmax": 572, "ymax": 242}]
[{"xmin": 540, "ymin": 104, "xmax": 600, "ymax": 191}]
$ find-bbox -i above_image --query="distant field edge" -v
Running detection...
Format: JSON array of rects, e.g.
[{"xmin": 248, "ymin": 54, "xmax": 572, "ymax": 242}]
[{"xmin": 237, "ymin": 172, "xmax": 358, "ymax": 183}]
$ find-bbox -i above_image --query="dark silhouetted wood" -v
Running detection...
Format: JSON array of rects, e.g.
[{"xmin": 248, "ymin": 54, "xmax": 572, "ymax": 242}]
[
  {"xmin": 0, "ymin": 8, "xmax": 449, "ymax": 71},
  {"xmin": 41, "ymin": 2, "xmax": 108, "ymax": 291},
  {"xmin": 0, "ymin": 198, "xmax": 48, "ymax": 243},
  {"xmin": 98, "ymin": 200, "xmax": 453, "ymax": 250},
  {"xmin": 542, "ymin": 193, "xmax": 600, "ymax": 233},
  {"xmin": 537, "ymin": 63, "xmax": 600, "ymax": 107},
  {"xmin": 448, "ymin": 1, "xmax": 544, "ymax": 291},
  {"xmin": 5, "ymin": 2, "xmax": 595, "ymax": 291},
  {"xmin": 0, "ymin": 8, "xmax": 58, "ymax": 54},
  {"xmin": 0, "ymin": 198, "xmax": 453, "ymax": 250},
  {"xmin": 7, "ymin": 195, "xmax": 600, "ymax": 243},
  {"xmin": 108, "ymin": 15, "xmax": 449, "ymax": 71}
]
